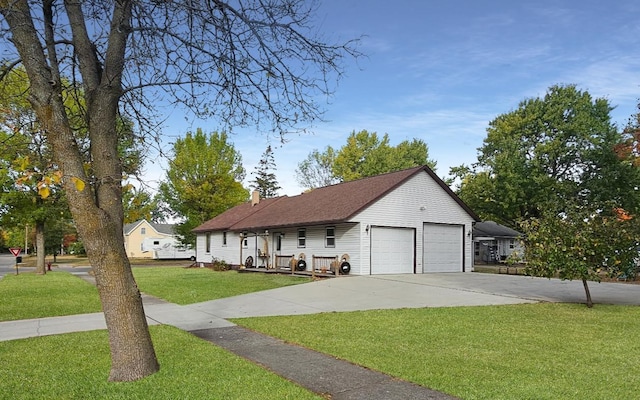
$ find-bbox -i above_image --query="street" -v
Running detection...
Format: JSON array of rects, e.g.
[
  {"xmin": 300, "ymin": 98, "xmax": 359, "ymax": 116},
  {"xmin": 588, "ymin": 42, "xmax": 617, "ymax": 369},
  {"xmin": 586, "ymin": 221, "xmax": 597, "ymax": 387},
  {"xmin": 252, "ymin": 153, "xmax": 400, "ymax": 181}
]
[{"xmin": 0, "ymin": 253, "xmax": 23, "ymax": 277}]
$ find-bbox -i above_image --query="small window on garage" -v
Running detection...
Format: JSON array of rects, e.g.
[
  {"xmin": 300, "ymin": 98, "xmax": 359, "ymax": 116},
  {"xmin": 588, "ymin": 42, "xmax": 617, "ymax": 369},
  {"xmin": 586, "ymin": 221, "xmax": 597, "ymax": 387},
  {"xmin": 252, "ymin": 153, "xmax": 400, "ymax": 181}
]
[
  {"xmin": 298, "ymin": 229, "xmax": 306, "ymax": 248},
  {"xmin": 153, "ymin": 240, "xmax": 160, "ymax": 245},
  {"xmin": 325, "ymin": 227, "xmax": 335, "ymax": 248},
  {"xmin": 222, "ymin": 232, "xmax": 227, "ymax": 246},
  {"xmin": 205, "ymin": 233, "xmax": 211, "ymax": 253},
  {"xmin": 243, "ymin": 236, "xmax": 248, "ymax": 248}
]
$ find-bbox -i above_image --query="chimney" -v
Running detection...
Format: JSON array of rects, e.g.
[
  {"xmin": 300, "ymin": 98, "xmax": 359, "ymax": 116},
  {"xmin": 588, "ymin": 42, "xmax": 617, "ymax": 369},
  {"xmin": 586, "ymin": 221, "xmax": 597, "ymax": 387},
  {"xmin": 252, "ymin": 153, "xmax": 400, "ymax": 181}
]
[{"xmin": 251, "ymin": 190, "xmax": 260, "ymax": 207}]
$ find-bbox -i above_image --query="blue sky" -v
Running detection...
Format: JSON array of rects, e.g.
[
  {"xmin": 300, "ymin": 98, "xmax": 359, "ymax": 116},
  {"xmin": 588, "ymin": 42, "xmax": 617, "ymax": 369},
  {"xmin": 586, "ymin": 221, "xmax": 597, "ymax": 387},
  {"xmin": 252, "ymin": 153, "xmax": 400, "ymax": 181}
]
[{"xmin": 150, "ymin": 0, "xmax": 640, "ymax": 196}]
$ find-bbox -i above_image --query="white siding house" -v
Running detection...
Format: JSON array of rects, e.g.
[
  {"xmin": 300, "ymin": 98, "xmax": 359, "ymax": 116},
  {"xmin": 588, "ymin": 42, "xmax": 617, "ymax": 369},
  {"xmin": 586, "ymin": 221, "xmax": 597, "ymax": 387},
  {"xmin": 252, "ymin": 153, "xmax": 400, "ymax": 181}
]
[
  {"xmin": 193, "ymin": 166, "xmax": 480, "ymax": 275},
  {"xmin": 473, "ymin": 221, "xmax": 524, "ymax": 264}
]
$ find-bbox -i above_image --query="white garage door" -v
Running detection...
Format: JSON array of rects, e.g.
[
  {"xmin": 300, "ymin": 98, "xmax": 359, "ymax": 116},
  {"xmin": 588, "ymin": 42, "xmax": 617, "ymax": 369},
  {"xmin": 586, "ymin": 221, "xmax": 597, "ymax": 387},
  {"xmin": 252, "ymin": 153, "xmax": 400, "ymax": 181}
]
[
  {"xmin": 371, "ymin": 227, "xmax": 414, "ymax": 274},
  {"xmin": 423, "ymin": 224, "xmax": 463, "ymax": 273}
]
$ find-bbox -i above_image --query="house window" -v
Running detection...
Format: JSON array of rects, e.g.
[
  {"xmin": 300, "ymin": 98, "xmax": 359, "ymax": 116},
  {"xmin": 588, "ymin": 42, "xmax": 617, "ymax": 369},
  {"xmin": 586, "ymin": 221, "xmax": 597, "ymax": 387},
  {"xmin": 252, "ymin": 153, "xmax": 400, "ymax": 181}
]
[
  {"xmin": 153, "ymin": 240, "xmax": 160, "ymax": 245},
  {"xmin": 205, "ymin": 233, "xmax": 211, "ymax": 253},
  {"xmin": 509, "ymin": 239, "xmax": 515, "ymax": 249},
  {"xmin": 243, "ymin": 236, "xmax": 248, "ymax": 248},
  {"xmin": 276, "ymin": 234, "xmax": 282, "ymax": 251},
  {"xmin": 325, "ymin": 227, "xmax": 335, "ymax": 248},
  {"xmin": 141, "ymin": 227, "xmax": 146, "ymax": 235},
  {"xmin": 222, "ymin": 232, "xmax": 227, "ymax": 246},
  {"xmin": 297, "ymin": 229, "xmax": 306, "ymax": 248}
]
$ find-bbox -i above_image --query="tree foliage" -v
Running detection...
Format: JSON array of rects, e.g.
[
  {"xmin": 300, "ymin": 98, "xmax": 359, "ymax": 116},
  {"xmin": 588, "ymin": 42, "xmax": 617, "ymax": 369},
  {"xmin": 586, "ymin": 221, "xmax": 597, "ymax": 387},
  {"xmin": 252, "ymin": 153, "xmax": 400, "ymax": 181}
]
[
  {"xmin": 295, "ymin": 146, "xmax": 339, "ymax": 190},
  {"xmin": 0, "ymin": 0, "xmax": 359, "ymax": 381},
  {"xmin": 0, "ymin": 67, "xmax": 68, "ymax": 273},
  {"xmin": 453, "ymin": 84, "xmax": 639, "ymax": 226},
  {"xmin": 249, "ymin": 145, "xmax": 281, "ymax": 198},
  {"xmin": 615, "ymin": 101, "xmax": 640, "ymax": 167},
  {"xmin": 122, "ymin": 185, "xmax": 162, "ymax": 224},
  {"xmin": 520, "ymin": 203, "xmax": 640, "ymax": 308},
  {"xmin": 296, "ymin": 130, "xmax": 436, "ymax": 189},
  {"xmin": 158, "ymin": 129, "xmax": 248, "ymax": 244}
]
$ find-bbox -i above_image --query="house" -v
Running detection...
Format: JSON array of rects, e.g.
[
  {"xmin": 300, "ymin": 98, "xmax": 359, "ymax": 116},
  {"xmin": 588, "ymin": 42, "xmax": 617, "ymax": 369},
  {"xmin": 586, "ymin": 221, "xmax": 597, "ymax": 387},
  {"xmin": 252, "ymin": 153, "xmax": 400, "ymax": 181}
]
[
  {"xmin": 472, "ymin": 221, "xmax": 523, "ymax": 264},
  {"xmin": 123, "ymin": 220, "xmax": 186, "ymax": 259},
  {"xmin": 193, "ymin": 166, "xmax": 480, "ymax": 275}
]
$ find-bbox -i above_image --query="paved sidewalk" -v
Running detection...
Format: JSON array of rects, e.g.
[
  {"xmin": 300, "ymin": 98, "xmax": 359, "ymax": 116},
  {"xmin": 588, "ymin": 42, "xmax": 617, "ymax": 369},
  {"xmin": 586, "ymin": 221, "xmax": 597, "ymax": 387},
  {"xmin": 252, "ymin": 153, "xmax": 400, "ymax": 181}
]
[{"xmin": 192, "ymin": 326, "xmax": 458, "ymax": 400}]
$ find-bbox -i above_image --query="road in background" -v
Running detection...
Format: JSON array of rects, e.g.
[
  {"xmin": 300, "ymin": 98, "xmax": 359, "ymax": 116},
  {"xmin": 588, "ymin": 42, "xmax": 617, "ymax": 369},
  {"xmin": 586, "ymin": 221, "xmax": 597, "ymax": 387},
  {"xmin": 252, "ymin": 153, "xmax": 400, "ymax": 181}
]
[{"xmin": 0, "ymin": 253, "xmax": 22, "ymax": 277}]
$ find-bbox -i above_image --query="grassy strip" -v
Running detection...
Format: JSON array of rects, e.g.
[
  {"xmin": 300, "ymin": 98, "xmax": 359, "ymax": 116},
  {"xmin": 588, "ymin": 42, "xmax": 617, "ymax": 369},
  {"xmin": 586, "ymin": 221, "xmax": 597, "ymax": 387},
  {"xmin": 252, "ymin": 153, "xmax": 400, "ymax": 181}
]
[
  {"xmin": 0, "ymin": 325, "xmax": 320, "ymax": 400},
  {"xmin": 0, "ymin": 272, "xmax": 101, "ymax": 321},
  {"xmin": 132, "ymin": 267, "xmax": 311, "ymax": 305},
  {"xmin": 233, "ymin": 303, "xmax": 640, "ymax": 400}
]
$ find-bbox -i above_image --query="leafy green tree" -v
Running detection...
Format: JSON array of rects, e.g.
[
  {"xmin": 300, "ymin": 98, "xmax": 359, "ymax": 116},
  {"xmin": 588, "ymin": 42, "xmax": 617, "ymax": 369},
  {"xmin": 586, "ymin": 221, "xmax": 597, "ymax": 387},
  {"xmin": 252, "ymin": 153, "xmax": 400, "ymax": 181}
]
[
  {"xmin": 453, "ymin": 84, "xmax": 637, "ymax": 226},
  {"xmin": 158, "ymin": 129, "xmax": 248, "ymax": 244},
  {"xmin": 122, "ymin": 185, "xmax": 162, "ymax": 224},
  {"xmin": 297, "ymin": 130, "xmax": 436, "ymax": 188},
  {"xmin": 249, "ymin": 145, "xmax": 281, "ymax": 198},
  {"xmin": 334, "ymin": 130, "xmax": 436, "ymax": 181},
  {"xmin": 0, "ymin": 67, "xmax": 68, "ymax": 274},
  {"xmin": 295, "ymin": 146, "xmax": 339, "ymax": 190},
  {"xmin": 0, "ymin": 0, "xmax": 359, "ymax": 381},
  {"xmin": 520, "ymin": 203, "xmax": 639, "ymax": 308}
]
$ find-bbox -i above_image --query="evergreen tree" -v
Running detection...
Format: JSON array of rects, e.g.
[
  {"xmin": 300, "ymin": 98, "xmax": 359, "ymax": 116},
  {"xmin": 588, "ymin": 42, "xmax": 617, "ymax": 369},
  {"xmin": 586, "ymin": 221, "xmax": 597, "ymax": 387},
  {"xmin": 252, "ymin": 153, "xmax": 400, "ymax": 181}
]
[{"xmin": 250, "ymin": 145, "xmax": 281, "ymax": 198}]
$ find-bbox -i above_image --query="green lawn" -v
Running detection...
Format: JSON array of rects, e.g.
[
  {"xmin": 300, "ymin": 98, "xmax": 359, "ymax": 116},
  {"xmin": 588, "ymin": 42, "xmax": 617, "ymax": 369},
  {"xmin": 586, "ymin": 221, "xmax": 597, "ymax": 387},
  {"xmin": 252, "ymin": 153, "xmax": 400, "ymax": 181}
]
[
  {"xmin": 0, "ymin": 272, "xmax": 102, "ymax": 321},
  {"xmin": 0, "ymin": 325, "xmax": 320, "ymax": 400},
  {"xmin": 132, "ymin": 267, "xmax": 311, "ymax": 305},
  {"xmin": 0, "ymin": 268, "xmax": 310, "ymax": 321},
  {"xmin": 233, "ymin": 303, "xmax": 640, "ymax": 400},
  {"xmin": 4, "ymin": 269, "xmax": 639, "ymax": 399}
]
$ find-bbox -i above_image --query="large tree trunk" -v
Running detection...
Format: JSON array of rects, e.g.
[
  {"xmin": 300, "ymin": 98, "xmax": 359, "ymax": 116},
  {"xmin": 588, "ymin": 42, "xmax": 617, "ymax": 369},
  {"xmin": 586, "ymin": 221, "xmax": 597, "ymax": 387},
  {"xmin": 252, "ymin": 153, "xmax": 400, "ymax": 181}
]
[
  {"xmin": 81, "ymin": 217, "xmax": 159, "ymax": 381},
  {"xmin": 35, "ymin": 221, "xmax": 46, "ymax": 275},
  {"xmin": 1, "ymin": 0, "xmax": 159, "ymax": 382}
]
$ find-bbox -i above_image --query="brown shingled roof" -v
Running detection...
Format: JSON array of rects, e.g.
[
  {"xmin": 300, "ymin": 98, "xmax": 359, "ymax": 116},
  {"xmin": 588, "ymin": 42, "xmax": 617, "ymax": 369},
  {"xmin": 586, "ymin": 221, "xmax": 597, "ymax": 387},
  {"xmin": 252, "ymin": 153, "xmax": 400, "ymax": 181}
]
[
  {"xmin": 192, "ymin": 196, "xmax": 284, "ymax": 233},
  {"xmin": 193, "ymin": 165, "xmax": 479, "ymax": 233}
]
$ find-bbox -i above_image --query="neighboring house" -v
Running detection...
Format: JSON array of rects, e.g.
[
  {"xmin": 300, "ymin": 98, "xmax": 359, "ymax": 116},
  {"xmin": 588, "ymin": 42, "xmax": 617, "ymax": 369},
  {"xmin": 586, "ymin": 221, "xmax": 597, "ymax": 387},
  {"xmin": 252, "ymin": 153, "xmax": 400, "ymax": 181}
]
[
  {"xmin": 473, "ymin": 221, "xmax": 524, "ymax": 264},
  {"xmin": 123, "ymin": 220, "xmax": 179, "ymax": 259},
  {"xmin": 193, "ymin": 166, "xmax": 480, "ymax": 275}
]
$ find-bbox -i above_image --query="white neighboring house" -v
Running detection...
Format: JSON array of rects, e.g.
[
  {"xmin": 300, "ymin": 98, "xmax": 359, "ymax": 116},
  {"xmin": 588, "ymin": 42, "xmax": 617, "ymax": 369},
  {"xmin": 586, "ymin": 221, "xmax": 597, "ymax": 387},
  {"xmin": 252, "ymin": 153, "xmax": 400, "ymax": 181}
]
[
  {"xmin": 193, "ymin": 166, "xmax": 481, "ymax": 275},
  {"xmin": 124, "ymin": 220, "xmax": 195, "ymax": 260},
  {"xmin": 472, "ymin": 221, "xmax": 524, "ymax": 264}
]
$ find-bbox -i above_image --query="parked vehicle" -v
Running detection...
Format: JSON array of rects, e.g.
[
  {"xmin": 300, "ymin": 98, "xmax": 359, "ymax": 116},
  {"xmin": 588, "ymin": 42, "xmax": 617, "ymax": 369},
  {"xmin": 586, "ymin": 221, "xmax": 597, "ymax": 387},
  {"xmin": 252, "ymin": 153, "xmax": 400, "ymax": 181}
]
[{"xmin": 141, "ymin": 238, "xmax": 196, "ymax": 260}]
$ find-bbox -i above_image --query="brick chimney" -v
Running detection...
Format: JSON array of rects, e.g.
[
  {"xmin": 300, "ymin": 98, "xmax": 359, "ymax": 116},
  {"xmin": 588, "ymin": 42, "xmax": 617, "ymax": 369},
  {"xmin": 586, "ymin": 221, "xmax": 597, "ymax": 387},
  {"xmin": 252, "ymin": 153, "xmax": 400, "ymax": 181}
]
[{"xmin": 251, "ymin": 190, "xmax": 260, "ymax": 206}]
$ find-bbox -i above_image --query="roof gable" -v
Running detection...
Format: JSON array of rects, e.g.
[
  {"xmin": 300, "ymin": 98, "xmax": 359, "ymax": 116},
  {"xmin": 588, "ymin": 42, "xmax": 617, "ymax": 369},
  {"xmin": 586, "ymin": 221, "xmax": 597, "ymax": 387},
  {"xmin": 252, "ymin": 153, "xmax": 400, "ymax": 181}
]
[
  {"xmin": 194, "ymin": 166, "xmax": 479, "ymax": 233},
  {"xmin": 124, "ymin": 220, "xmax": 176, "ymax": 236}
]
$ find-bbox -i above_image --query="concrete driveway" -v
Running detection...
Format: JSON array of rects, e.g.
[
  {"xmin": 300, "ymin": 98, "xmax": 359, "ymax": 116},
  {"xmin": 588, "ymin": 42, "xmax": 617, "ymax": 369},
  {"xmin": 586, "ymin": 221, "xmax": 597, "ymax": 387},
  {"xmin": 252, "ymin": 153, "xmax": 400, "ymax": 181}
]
[
  {"xmin": 3, "ymin": 271, "xmax": 640, "ymax": 341},
  {"xmin": 165, "ymin": 273, "xmax": 640, "ymax": 325}
]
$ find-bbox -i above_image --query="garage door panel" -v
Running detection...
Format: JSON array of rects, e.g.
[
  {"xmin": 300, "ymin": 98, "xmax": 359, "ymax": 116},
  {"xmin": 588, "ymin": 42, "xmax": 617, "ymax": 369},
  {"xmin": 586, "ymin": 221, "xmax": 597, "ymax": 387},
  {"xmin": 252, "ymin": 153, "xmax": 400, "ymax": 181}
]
[
  {"xmin": 371, "ymin": 227, "xmax": 414, "ymax": 274},
  {"xmin": 423, "ymin": 224, "xmax": 463, "ymax": 273}
]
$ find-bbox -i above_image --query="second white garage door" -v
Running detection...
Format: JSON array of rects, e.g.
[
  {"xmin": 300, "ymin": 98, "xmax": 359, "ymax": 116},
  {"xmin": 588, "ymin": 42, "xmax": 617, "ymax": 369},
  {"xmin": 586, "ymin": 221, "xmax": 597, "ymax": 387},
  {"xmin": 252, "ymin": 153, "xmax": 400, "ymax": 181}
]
[
  {"xmin": 370, "ymin": 227, "xmax": 414, "ymax": 274},
  {"xmin": 423, "ymin": 223, "xmax": 463, "ymax": 273}
]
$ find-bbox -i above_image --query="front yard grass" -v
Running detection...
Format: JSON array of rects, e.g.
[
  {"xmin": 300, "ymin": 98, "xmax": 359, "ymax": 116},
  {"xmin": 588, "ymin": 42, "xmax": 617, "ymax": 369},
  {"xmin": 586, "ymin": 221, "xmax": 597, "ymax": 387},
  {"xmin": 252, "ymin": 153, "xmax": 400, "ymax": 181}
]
[
  {"xmin": 132, "ymin": 267, "xmax": 311, "ymax": 305},
  {"xmin": 233, "ymin": 303, "xmax": 640, "ymax": 400},
  {"xmin": 0, "ymin": 325, "xmax": 320, "ymax": 400},
  {"xmin": 0, "ymin": 272, "xmax": 102, "ymax": 321}
]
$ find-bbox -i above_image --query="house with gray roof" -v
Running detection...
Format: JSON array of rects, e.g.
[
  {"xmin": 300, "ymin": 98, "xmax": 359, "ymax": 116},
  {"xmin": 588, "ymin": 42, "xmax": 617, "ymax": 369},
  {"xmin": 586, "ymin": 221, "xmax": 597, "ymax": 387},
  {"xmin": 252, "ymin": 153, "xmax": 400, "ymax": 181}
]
[
  {"xmin": 472, "ymin": 221, "xmax": 523, "ymax": 264},
  {"xmin": 193, "ymin": 166, "xmax": 480, "ymax": 275},
  {"xmin": 124, "ymin": 220, "xmax": 194, "ymax": 260}
]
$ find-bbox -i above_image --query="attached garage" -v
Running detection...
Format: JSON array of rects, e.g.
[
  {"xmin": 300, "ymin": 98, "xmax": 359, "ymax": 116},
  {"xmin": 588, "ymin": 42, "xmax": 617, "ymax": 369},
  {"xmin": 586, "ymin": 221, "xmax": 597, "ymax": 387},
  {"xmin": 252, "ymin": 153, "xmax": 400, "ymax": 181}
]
[
  {"xmin": 423, "ymin": 223, "xmax": 464, "ymax": 272},
  {"xmin": 370, "ymin": 227, "xmax": 415, "ymax": 274}
]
